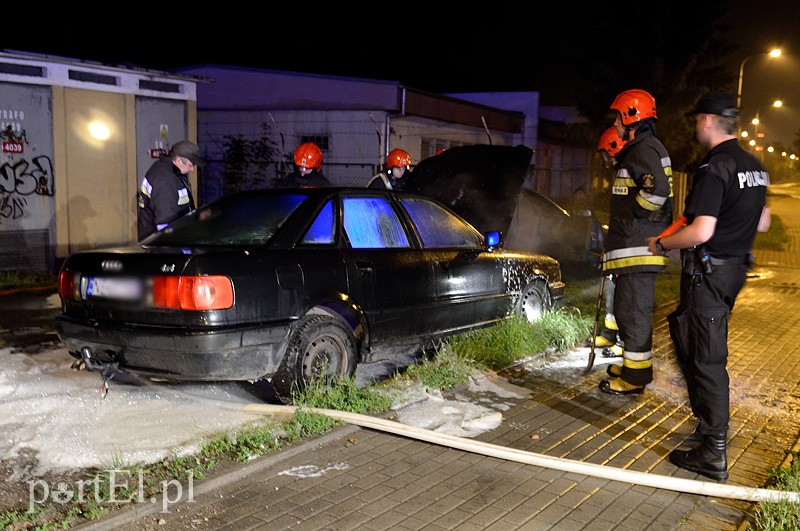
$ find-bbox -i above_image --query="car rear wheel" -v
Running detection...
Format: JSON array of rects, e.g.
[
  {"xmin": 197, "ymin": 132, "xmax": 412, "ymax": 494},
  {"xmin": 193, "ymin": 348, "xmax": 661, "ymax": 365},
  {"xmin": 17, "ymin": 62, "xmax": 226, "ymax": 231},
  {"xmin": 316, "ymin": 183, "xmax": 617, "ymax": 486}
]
[
  {"xmin": 516, "ymin": 281, "xmax": 550, "ymax": 323},
  {"xmin": 272, "ymin": 315, "xmax": 357, "ymax": 404}
]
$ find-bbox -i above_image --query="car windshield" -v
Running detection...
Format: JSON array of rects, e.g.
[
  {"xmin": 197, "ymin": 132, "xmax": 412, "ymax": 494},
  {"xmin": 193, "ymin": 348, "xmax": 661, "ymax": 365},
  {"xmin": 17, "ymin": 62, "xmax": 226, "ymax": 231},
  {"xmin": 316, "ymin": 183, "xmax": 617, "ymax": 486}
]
[{"xmin": 146, "ymin": 193, "xmax": 308, "ymax": 246}]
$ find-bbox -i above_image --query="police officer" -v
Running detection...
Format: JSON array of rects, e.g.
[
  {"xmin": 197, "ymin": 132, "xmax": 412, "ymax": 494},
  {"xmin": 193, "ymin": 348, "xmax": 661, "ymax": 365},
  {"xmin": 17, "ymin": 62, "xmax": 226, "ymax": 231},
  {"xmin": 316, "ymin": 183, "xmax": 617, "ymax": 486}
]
[
  {"xmin": 283, "ymin": 142, "xmax": 332, "ymax": 188},
  {"xmin": 600, "ymin": 89, "xmax": 673, "ymax": 395},
  {"xmin": 646, "ymin": 92, "xmax": 770, "ymax": 481}
]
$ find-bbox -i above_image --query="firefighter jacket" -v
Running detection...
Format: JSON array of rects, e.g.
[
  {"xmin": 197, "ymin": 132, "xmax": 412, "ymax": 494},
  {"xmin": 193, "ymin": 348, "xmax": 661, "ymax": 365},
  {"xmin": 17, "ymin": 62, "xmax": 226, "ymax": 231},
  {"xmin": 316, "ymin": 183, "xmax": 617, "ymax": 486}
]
[
  {"xmin": 137, "ymin": 156, "xmax": 195, "ymax": 241},
  {"xmin": 603, "ymin": 129, "xmax": 672, "ymax": 274},
  {"xmin": 281, "ymin": 169, "xmax": 333, "ymax": 188}
]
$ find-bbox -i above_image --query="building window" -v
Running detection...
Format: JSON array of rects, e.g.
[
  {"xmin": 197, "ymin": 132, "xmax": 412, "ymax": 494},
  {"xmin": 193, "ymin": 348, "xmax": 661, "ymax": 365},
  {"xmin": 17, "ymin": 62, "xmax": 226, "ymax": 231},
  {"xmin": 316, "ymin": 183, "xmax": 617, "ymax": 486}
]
[
  {"xmin": 421, "ymin": 138, "xmax": 462, "ymax": 159},
  {"xmin": 300, "ymin": 135, "xmax": 329, "ymax": 151}
]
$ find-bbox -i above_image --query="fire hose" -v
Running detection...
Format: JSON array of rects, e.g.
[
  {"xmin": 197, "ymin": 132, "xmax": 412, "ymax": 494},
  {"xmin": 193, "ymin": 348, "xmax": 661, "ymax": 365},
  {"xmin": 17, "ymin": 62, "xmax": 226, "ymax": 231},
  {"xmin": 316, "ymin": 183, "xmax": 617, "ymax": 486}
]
[{"xmin": 229, "ymin": 402, "xmax": 800, "ymax": 505}]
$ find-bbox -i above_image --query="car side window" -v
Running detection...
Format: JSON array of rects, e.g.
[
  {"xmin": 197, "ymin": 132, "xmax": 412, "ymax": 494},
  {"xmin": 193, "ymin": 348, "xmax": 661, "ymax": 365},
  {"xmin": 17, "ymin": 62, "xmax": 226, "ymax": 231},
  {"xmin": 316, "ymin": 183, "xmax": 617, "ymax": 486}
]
[
  {"xmin": 301, "ymin": 200, "xmax": 335, "ymax": 244},
  {"xmin": 400, "ymin": 198, "xmax": 483, "ymax": 248},
  {"xmin": 343, "ymin": 197, "xmax": 410, "ymax": 249}
]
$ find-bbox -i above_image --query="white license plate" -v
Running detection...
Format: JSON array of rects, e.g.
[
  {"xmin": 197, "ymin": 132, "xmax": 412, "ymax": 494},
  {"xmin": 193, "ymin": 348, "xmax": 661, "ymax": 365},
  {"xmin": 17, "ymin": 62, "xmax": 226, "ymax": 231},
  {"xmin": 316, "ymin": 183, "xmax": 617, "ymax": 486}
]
[{"xmin": 85, "ymin": 277, "xmax": 142, "ymax": 300}]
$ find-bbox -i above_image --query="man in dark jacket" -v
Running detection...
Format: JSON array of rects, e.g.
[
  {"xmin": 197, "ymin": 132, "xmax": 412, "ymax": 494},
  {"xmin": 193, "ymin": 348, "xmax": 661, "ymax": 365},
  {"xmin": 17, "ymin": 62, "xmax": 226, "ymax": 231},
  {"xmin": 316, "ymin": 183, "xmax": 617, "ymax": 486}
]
[
  {"xmin": 647, "ymin": 92, "xmax": 770, "ymax": 481},
  {"xmin": 599, "ymin": 89, "xmax": 673, "ymax": 396},
  {"xmin": 137, "ymin": 140, "xmax": 203, "ymax": 241}
]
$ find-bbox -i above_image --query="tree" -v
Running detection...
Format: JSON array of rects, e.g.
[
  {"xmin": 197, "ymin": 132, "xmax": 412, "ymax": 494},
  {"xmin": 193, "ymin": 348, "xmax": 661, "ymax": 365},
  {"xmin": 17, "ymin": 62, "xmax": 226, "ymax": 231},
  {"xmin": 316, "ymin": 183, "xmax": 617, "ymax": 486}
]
[{"xmin": 221, "ymin": 123, "xmax": 280, "ymax": 194}]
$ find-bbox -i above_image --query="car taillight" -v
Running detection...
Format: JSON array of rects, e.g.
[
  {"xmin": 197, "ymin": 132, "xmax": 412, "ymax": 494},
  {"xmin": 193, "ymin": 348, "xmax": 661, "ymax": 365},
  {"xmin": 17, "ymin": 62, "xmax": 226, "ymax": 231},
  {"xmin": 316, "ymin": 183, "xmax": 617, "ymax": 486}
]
[
  {"xmin": 58, "ymin": 271, "xmax": 80, "ymax": 301},
  {"xmin": 152, "ymin": 276, "xmax": 233, "ymax": 310}
]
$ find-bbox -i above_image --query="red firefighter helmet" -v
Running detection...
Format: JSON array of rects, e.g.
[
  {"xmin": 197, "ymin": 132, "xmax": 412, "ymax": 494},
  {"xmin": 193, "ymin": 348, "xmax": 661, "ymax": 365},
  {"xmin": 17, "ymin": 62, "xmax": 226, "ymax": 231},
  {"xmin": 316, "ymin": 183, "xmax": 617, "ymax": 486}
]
[
  {"xmin": 597, "ymin": 127, "xmax": 627, "ymax": 158},
  {"xmin": 386, "ymin": 148, "xmax": 411, "ymax": 168},
  {"xmin": 610, "ymin": 89, "xmax": 657, "ymax": 125},
  {"xmin": 294, "ymin": 142, "xmax": 323, "ymax": 170}
]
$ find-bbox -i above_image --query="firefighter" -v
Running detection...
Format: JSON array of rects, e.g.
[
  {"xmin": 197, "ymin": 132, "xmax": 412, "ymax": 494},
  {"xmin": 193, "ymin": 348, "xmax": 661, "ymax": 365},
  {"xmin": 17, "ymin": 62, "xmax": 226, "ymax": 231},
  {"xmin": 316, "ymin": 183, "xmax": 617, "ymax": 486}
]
[
  {"xmin": 599, "ymin": 89, "xmax": 673, "ymax": 395},
  {"xmin": 592, "ymin": 127, "xmax": 627, "ymax": 359},
  {"xmin": 283, "ymin": 142, "xmax": 332, "ymax": 187},
  {"xmin": 368, "ymin": 148, "xmax": 411, "ymax": 190}
]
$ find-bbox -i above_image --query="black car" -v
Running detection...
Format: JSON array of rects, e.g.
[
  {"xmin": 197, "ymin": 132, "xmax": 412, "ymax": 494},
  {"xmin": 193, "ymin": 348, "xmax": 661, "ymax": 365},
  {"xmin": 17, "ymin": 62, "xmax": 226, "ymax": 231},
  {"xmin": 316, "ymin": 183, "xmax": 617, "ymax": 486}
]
[
  {"xmin": 56, "ymin": 188, "xmax": 564, "ymax": 402},
  {"xmin": 405, "ymin": 145, "xmax": 606, "ymax": 273}
]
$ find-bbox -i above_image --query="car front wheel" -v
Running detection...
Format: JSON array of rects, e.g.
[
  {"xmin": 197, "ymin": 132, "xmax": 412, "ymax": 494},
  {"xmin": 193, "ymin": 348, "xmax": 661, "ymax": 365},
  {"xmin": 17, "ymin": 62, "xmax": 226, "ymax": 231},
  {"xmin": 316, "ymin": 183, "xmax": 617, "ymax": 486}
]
[
  {"xmin": 516, "ymin": 281, "xmax": 550, "ymax": 323},
  {"xmin": 272, "ymin": 315, "xmax": 357, "ymax": 404}
]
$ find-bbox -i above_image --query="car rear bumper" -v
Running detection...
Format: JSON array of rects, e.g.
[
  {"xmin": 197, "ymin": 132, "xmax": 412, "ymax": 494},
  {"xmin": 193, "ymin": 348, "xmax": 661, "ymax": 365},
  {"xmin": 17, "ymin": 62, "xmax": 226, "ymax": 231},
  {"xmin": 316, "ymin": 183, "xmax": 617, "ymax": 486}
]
[{"xmin": 55, "ymin": 315, "xmax": 291, "ymax": 381}]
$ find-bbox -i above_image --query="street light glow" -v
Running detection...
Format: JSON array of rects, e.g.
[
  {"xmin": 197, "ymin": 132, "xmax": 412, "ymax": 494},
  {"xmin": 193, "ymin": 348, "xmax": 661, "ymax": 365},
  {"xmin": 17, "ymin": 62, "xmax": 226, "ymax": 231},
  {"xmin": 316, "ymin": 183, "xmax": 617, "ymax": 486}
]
[{"xmin": 737, "ymin": 48, "xmax": 782, "ymax": 108}]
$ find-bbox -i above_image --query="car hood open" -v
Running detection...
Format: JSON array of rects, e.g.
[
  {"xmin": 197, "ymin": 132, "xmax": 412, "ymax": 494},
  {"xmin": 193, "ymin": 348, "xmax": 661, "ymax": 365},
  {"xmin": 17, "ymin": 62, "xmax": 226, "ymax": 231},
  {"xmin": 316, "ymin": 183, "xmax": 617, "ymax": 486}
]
[{"xmin": 403, "ymin": 144, "xmax": 533, "ymax": 237}]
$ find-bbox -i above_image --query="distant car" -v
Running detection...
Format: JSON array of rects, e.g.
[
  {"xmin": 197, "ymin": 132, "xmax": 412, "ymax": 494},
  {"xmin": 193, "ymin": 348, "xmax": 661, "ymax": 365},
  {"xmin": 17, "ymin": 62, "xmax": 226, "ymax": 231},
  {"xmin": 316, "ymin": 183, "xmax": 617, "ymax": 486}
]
[
  {"xmin": 56, "ymin": 188, "xmax": 564, "ymax": 403},
  {"xmin": 404, "ymin": 144, "xmax": 606, "ymax": 272}
]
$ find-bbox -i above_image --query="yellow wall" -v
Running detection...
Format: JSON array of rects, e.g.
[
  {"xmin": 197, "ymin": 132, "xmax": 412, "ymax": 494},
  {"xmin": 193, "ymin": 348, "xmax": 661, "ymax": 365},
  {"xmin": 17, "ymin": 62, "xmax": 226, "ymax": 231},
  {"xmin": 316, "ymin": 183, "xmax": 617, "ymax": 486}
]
[{"xmin": 52, "ymin": 90, "xmax": 198, "ymax": 259}]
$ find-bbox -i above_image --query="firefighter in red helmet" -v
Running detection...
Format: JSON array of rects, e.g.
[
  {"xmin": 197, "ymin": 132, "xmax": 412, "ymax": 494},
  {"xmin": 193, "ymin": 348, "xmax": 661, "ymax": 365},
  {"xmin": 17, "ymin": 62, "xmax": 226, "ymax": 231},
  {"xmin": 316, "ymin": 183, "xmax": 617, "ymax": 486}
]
[
  {"xmin": 590, "ymin": 126, "xmax": 628, "ymax": 359},
  {"xmin": 283, "ymin": 142, "xmax": 332, "ymax": 188},
  {"xmin": 368, "ymin": 148, "xmax": 411, "ymax": 190},
  {"xmin": 598, "ymin": 125, "xmax": 627, "ymax": 166},
  {"xmin": 599, "ymin": 89, "xmax": 673, "ymax": 396}
]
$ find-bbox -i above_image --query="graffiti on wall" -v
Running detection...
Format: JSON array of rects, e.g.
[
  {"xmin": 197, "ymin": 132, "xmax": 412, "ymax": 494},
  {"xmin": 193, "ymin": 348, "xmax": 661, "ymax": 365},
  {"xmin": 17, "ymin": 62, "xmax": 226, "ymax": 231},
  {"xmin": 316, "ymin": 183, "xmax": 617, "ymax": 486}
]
[
  {"xmin": 0, "ymin": 108, "xmax": 54, "ymax": 223},
  {"xmin": 0, "ymin": 154, "xmax": 54, "ymax": 222}
]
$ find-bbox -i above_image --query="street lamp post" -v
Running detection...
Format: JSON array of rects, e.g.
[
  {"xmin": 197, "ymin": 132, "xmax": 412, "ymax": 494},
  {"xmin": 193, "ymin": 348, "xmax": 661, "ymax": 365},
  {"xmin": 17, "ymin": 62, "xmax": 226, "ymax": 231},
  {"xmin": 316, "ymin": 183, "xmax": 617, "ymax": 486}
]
[{"xmin": 736, "ymin": 48, "xmax": 782, "ymax": 109}]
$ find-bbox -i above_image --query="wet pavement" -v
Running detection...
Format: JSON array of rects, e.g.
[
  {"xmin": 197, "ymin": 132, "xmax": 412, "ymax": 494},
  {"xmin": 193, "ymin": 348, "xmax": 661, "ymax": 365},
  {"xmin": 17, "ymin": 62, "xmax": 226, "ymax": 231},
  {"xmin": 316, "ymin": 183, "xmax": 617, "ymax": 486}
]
[{"xmin": 10, "ymin": 186, "xmax": 800, "ymax": 530}]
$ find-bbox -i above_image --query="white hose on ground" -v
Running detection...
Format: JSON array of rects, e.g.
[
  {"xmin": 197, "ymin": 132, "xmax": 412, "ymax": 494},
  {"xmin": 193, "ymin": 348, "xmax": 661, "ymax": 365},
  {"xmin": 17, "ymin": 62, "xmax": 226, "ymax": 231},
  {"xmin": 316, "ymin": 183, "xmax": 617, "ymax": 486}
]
[{"xmin": 234, "ymin": 403, "xmax": 800, "ymax": 505}]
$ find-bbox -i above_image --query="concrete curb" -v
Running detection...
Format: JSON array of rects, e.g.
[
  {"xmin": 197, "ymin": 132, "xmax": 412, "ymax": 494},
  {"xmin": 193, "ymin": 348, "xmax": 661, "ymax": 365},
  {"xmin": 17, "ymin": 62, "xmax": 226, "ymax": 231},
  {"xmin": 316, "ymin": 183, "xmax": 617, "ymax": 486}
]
[{"xmin": 74, "ymin": 424, "xmax": 361, "ymax": 530}]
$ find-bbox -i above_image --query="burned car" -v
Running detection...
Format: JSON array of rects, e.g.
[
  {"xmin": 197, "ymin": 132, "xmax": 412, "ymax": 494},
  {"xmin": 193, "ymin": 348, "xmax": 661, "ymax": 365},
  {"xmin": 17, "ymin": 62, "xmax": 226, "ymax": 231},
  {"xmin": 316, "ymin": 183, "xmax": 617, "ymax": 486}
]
[
  {"xmin": 404, "ymin": 145, "xmax": 606, "ymax": 272},
  {"xmin": 56, "ymin": 188, "xmax": 564, "ymax": 402}
]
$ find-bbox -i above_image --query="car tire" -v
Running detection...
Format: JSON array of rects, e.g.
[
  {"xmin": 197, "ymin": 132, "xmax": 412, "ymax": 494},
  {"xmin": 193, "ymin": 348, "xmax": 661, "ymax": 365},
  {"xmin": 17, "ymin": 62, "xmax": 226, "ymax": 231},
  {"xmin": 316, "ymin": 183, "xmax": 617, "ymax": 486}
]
[
  {"xmin": 516, "ymin": 281, "xmax": 550, "ymax": 323},
  {"xmin": 272, "ymin": 315, "xmax": 358, "ymax": 404}
]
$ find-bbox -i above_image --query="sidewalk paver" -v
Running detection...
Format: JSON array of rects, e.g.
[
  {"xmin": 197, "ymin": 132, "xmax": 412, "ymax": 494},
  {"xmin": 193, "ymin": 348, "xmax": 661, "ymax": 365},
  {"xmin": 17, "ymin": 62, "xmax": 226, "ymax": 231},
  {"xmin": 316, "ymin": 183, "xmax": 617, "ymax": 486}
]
[{"xmin": 76, "ymin": 193, "xmax": 800, "ymax": 530}]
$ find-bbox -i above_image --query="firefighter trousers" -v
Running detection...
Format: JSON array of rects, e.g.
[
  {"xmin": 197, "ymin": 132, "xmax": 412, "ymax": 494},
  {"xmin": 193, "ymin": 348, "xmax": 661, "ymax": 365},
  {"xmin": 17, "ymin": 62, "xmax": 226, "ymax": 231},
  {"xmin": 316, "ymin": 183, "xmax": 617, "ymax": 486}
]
[{"xmin": 614, "ymin": 272, "xmax": 658, "ymax": 386}]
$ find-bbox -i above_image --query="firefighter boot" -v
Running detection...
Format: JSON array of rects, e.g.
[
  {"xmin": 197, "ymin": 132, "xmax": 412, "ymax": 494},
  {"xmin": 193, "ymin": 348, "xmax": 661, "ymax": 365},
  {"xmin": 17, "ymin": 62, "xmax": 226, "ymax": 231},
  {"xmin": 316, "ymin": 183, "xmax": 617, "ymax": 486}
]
[
  {"xmin": 598, "ymin": 377, "xmax": 644, "ymax": 395},
  {"xmin": 669, "ymin": 434, "xmax": 728, "ymax": 481},
  {"xmin": 606, "ymin": 364, "xmax": 622, "ymax": 377},
  {"xmin": 590, "ymin": 322, "xmax": 618, "ymax": 348},
  {"xmin": 592, "ymin": 335, "xmax": 614, "ymax": 348},
  {"xmin": 601, "ymin": 344, "xmax": 624, "ymax": 358}
]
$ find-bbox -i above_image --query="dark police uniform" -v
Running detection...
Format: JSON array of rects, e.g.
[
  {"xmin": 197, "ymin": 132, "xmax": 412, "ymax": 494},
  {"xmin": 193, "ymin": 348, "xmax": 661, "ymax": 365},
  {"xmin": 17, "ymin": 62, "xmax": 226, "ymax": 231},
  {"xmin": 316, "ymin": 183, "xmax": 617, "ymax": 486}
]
[
  {"xmin": 669, "ymin": 138, "xmax": 768, "ymax": 436},
  {"xmin": 602, "ymin": 126, "xmax": 673, "ymax": 387}
]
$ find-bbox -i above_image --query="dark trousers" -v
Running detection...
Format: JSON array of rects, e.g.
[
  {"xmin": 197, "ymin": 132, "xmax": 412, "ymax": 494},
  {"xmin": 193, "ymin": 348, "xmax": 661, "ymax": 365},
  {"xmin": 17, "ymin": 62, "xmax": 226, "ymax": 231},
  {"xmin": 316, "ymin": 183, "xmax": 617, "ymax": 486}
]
[
  {"xmin": 668, "ymin": 265, "xmax": 747, "ymax": 435},
  {"xmin": 614, "ymin": 272, "xmax": 657, "ymax": 386}
]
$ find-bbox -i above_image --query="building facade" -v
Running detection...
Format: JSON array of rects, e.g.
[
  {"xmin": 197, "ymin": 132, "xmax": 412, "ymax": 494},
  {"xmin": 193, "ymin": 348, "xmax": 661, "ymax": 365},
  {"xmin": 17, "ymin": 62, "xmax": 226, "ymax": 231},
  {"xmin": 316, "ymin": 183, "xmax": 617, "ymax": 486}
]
[{"xmin": 0, "ymin": 51, "xmax": 202, "ymax": 271}]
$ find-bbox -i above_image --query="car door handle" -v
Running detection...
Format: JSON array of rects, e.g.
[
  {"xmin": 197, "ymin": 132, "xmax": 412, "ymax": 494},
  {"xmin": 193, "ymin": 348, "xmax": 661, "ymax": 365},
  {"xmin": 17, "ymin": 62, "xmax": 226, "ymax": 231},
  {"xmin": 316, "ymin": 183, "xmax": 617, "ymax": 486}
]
[{"xmin": 356, "ymin": 261, "xmax": 373, "ymax": 272}]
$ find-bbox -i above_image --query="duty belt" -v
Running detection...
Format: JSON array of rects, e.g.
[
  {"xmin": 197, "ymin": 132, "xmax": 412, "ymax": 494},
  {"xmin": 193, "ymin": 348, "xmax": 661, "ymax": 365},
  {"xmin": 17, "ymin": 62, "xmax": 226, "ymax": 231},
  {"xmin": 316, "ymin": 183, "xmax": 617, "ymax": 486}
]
[{"xmin": 708, "ymin": 255, "xmax": 748, "ymax": 266}]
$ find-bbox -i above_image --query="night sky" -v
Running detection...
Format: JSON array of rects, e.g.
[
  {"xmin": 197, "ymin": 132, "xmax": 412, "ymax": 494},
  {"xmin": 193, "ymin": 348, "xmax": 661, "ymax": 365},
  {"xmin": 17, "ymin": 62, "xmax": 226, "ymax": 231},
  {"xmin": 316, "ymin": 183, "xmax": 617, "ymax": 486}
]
[{"xmin": 3, "ymin": 2, "xmax": 799, "ymax": 146}]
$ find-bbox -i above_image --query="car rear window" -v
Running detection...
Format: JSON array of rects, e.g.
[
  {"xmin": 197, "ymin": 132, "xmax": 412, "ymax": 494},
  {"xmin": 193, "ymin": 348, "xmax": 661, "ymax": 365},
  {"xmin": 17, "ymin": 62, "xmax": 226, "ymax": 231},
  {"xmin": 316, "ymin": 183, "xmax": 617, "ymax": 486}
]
[
  {"xmin": 147, "ymin": 193, "xmax": 307, "ymax": 246},
  {"xmin": 400, "ymin": 198, "xmax": 483, "ymax": 248}
]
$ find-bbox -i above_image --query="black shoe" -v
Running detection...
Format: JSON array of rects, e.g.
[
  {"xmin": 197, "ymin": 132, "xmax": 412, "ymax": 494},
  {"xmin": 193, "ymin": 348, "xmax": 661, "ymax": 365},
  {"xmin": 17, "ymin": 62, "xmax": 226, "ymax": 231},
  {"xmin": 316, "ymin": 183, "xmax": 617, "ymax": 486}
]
[
  {"xmin": 669, "ymin": 434, "xmax": 728, "ymax": 481},
  {"xmin": 599, "ymin": 378, "xmax": 645, "ymax": 395}
]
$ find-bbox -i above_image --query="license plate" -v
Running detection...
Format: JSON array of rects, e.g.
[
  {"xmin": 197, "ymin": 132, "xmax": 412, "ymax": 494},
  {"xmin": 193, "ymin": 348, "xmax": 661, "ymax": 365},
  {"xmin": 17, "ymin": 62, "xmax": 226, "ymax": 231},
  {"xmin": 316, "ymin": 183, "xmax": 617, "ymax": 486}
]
[{"xmin": 85, "ymin": 277, "xmax": 142, "ymax": 301}]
